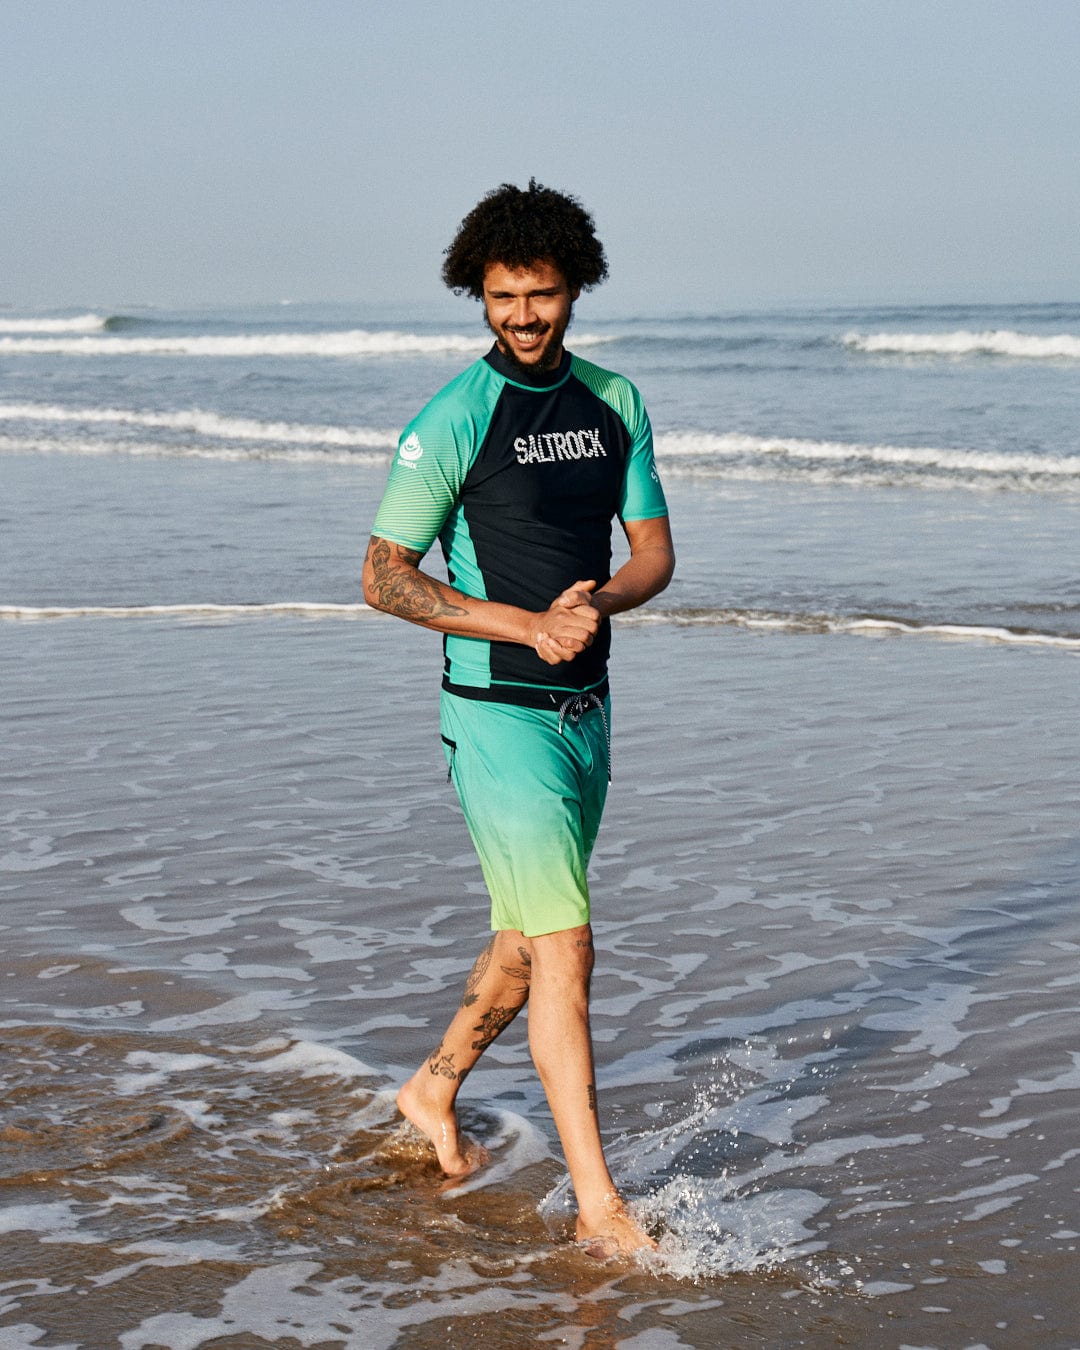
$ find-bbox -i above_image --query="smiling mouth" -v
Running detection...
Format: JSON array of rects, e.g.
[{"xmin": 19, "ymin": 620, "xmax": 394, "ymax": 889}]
[{"xmin": 506, "ymin": 325, "xmax": 548, "ymax": 344}]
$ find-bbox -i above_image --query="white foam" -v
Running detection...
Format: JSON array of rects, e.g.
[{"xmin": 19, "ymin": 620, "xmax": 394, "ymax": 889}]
[
  {"xmin": 980, "ymin": 1050, "xmax": 1080, "ymax": 1119},
  {"xmin": 149, "ymin": 990, "xmax": 311, "ymax": 1032},
  {"xmin": 640, "ymin": 1180, "xmax": 829, "ymax": 1277},
  {"xmin": 439, "ymin": 1107, "xmax": 553, "ymax": 1196},
  {"xmin": 0, "ymin": 329, "xmax": 612, "ymax": 358},
  {"xmin": 242, "ymin": 1038, "xmax": 378, "ymax": 1082},
  {"xmin": 0, "ymin": 329, "xmax": 488, "ymax": 358},
  {"xmin": 622, "ymin": 607, "xmax": 1080, "ymax": 651},
  {"xmin": 0, "ymin": 1201, "xmax": 85, "ymax": 1235},
  {"xmin": 4, "ymin": 407, "xmax": 1077, "ymax": 490},
  {"xmin": 115, "ymin": 1258, "xmax": 578, "ymax": 1350},
  {"xmin": 0, "ymin": 401, "xmax": 398, "ymax": 449},
  {"xmin": 0, "ymin": 603, "xmax": 373, "ymax": 622},
  {"xmin": 114, "ymin": 1050, "xmax": 219, "ymax": 1096},
  {"xmin": 0, "ymin": 430, "xmax": 391, "ymax": 466},
  {"xmin": 843, "ymin": 329, "xmax": 1080, "ymax": 359},
  {"xmin": 0, "ymin": 1325, "xmax": 80, "ymax": 1349},
  {"xmin": 840, "ymin": 618, "xmax": 1080, "ymax": 649},
  {"xmin": 654, "ymin": 430, "xmax": 1080, "ymax": 480},
  {"xmin": 614, "ymin": 1329, "xmax": 694, "ymax": 1349},
  {"xmin": 0, "ymin": 313, "xmax": 108, "ymax": 333}
]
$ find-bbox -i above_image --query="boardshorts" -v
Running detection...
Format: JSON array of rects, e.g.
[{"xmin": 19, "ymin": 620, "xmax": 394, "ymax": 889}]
[{"xmin": 439, "ymin": 688, "xmax": 611, "ymax": 938}]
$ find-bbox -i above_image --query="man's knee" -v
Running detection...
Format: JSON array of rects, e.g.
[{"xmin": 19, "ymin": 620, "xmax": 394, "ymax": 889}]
[{"xmin": 531, "ymin": 923, "xmax": 594, "ymax": 986}]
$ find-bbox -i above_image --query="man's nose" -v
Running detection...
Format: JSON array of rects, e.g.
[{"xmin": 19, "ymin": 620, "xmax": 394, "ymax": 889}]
[{"xmin": 511, "ymin": 297, "xmax": 535, "ymax": 326}]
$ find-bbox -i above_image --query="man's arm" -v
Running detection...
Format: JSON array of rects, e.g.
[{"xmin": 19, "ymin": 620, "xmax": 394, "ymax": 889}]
[
  {"xmin": 362, "ymin": 535, "xmax": 600, "ymax": 665},
  {"xmin": 592, "ymin": 515, "xmax": 675, "ymax": 618},
  {"xmin": 533, "ymin": 516, "xmax": 674, "ymax": 663}
]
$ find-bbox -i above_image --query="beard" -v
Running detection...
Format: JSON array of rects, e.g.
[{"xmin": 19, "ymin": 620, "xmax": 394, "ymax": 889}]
[{"xmin": 484, "ymin": 304, "xmax": 574, "ymax": 374}]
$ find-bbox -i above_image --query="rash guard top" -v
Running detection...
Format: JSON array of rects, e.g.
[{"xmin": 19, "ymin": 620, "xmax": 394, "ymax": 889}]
[{"xmin": 372, "ymin": 343, "xmax": 668, "ymax": 705}]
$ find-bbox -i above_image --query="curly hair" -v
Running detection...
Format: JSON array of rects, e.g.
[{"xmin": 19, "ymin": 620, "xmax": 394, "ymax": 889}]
[{"xmin": 442, "ymin": 179, "xmax": 608, "ymax": 298}]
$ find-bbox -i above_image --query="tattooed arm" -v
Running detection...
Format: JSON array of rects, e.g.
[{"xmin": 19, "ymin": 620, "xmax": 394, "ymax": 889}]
[{"xmin": 362, "ymin": 535, "xmax": 600, "ymax": 665}]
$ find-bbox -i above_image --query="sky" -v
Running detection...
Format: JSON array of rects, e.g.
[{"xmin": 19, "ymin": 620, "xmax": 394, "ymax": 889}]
[{"xmin": 2, "ymin": 0, "xmax": 1079, "ymax": 314}]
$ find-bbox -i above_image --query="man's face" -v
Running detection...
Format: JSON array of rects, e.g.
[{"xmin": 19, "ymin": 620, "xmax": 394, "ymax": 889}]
[{"xmin": 482, "ymin": 259, "xmax": 579, "ymax": 372}]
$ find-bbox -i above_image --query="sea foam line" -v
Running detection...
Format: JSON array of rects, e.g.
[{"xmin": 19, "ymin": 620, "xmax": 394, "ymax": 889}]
[
  {"xmin": 0, "ymin": 403, "xmax": 398, "ymax": 450},
  {"xmin": 4, "ymin": 602, "xmax": 1078, "ymax": 649},
  {"xmin": 0, "ymin": 313, "xmax": 109, "ymax": 334},
  {"xmin": 653, "ymin": 431, "xmax": 1080, "ymax": 478},
  {"xmin": 0, "ymin": 329, "xmax": 612, "ymax": 358},
  {"xmin": 0, "ymin": 603, "xmax": 374, "ymax": 622},
  {"xmin": 6, "ymin": 410, "xmax": 1076, "ymax": 485},
  {"xmin": 842, "ymin": 329, "xmax": 1080, "ymax": 359},
  {"xmin": 0, "ymin": 432, "xmax": 390, "ymax": 466},
  {"xmin": 626, "ymin": 607, "xmax": 1080, "ymax": 650}
]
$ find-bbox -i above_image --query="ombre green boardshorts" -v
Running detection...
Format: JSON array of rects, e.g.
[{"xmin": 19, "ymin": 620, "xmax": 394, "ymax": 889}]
[{"xmin": 439, "ymin": 688, "xmax": 611, "ymax": 938}]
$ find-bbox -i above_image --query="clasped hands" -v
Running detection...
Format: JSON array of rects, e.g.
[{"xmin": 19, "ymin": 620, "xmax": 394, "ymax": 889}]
[{"xmin": 530, "ymin": 579, "xmax": 602, "ymax": 666}]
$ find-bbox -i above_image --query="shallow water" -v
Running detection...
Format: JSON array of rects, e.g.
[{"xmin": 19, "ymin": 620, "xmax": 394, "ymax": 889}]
[
  {"xmin": 3, "ymin": 300, "xmax": 1079, "ymax": 1345},
  {"xmin": 4, "ymin": 606, "xmax": 1080, "ymax": 1347}
]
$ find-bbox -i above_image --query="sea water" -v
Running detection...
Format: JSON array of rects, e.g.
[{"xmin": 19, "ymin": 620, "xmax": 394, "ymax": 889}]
[{"xmin": 1, "ymin": 302, "xmax": 1078, "ymax": 1348}]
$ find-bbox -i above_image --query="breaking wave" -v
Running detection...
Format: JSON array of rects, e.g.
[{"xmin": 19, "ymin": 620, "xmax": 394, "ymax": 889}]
[
  {"xmin": 0, "ymin": 329, "xmax": 613, "ymax": 358},
  {"xmin": 0, "ymin": 603, "xmax": 373, "ymax": 622},
  {"xmin": 653, "ymin": 431, "xmax": 1080, "ymax": 491},
  {"xmin": 623, "ymin": 606, "xmax": 1080, "ymax": 650},
  {"xmin": 4, "ymin": 403, "xmax": 1078, "ymax": 493},
  {"xmin": 0, "ymin": 312, "xmax": 113, "ymax": 333},
  {"xmin": 0, "ymin": 402, "xmax": 397, "ymax": 450},
  {"xmin": 842, "ymin": 330, "xmax": 1080, "ymax": 360},
  {"xmin": 4, "ymin": 602, "xmax": 1078, "ymax": 650}
]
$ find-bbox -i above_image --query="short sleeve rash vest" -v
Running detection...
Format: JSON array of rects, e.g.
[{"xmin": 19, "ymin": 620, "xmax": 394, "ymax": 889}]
[{"xmin": 372, "ymin": 343, "xmax": 668, "ymax": 704}]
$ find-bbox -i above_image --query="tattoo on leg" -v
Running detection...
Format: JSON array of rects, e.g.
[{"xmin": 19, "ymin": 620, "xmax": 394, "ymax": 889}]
[
  {"xmin": 575, "ymin": 934, "xmax": 594, "ymax": 951},
  {"xmin": 368, "ymin": 537, "xmax": 468, "ymax": 622},
  {"xmin": 426, "ymin": 1043, "xmax": 459, "ymax": 1080},
  {"xmin": 460, "ymin": 937, "xmax": 495, "ymax": 1008},
  {"xmin": 587, "ymin": 1083, "xmax": 597, "ymax": 1112},
  {"xmin": 470, "ymin": 1004, "xmax": 518, "ymax": 1053},
  {"xmin": 500, "ymin": 946, "xmax": 532, "ymax": 999}
]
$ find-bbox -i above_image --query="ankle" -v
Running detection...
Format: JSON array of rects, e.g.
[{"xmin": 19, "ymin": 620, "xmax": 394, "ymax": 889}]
[{"xmin": 574, "ymin": 1185, "xmax": 624, "ymax": 1230}]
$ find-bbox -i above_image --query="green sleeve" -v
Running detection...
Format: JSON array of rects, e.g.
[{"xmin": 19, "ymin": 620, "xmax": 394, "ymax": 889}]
[
  {"xmin": 619, "ymin": 401, "xmax": 668, "ymax": 522},
  {"xmin": 570, "ymin": 355, "xmax": 668, "ymax": 522},
  {"xmin": 370, "ymin": 363, "xmax": 499, "ymax": 554}
]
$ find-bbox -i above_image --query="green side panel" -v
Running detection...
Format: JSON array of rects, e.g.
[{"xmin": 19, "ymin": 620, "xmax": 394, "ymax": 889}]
[{"xmin": 441, "ymin": 502, "xmax": 492, "ymax": 688}]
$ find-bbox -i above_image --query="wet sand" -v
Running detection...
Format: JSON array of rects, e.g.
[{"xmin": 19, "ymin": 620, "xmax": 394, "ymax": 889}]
[{"xmin": 3, "ymin": 611, "xmax": 1080, "ymax": 1347}]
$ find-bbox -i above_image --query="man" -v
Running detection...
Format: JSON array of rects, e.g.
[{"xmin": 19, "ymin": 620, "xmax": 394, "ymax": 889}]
[{"xmin": 362, "ymin": 180, "xmax": 674, "ymax": 1257}]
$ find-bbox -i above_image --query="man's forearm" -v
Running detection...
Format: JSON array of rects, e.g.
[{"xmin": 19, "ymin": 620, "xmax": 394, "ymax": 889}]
[
  {"xmin": 362, "ymin": 536, "xmax": 600, "ymax": 661},
  {"xmin": 592, "ymin": 543, "xmax": 676, "ymax": 620},
  {"xmin": 364, "ymin": 537, "xmax": 529, "ymax": 642}
]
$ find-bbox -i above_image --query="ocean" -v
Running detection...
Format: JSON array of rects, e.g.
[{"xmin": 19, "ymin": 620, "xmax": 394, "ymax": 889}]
[{"xmin": 1, "ymin": 301, "xmax": 1079, "ymax": 1348}]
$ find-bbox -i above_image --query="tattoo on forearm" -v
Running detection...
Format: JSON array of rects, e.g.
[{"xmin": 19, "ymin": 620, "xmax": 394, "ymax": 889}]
[
  {"xmin": 426, "ymin": 1043, "xmax": 459, "ymax": 1080},
  {"xmin": 460, "ymin": 937, "xmax": 496, "ymax": 1008},
  {"xmin": 471, "ymin": 1004, "xmax": 518, "ymax": 1053},
  {"xmin": 587, "ymin": 1083, "xmax": 597, "ymax": 1112},
  {"xmin": 368, "ymin": 537, "xmax": 468, "ymax": 622}
]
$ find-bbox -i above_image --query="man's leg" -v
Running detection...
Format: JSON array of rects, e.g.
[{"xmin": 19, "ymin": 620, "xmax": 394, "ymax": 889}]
[
  {"xmin": 528, "ymin": 923, "xmax": 657, "ymax": 1254},
  {"xmin": 396, "ymin": 927, "xmax": 532, "ymax": 1176}
]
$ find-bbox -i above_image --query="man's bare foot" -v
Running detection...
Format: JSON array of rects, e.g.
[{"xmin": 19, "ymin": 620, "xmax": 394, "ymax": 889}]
[
  {"xmin": 575, "ymin": 1191, "xmax": 658, "ymax": 1259},
  {"xmin": 395, "ymin": 1073, "xmax": 489, "ymax": 1178}
]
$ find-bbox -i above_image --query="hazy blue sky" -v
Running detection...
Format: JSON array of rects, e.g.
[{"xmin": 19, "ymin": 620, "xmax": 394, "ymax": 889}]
[{"xmin": 3, "ymin": 0, "xmax": 1078, "ymax": 313}]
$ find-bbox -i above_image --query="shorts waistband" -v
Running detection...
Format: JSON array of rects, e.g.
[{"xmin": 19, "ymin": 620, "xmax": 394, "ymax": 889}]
[{"xmin": 442, "ymin": 677, "xmax": 609, "ymax": 711}]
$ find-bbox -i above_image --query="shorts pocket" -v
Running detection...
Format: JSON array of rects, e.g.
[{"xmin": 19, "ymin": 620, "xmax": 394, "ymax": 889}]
[{"xmin": 440, "ymin": 734, "xmax": 457, "ymax": 783}]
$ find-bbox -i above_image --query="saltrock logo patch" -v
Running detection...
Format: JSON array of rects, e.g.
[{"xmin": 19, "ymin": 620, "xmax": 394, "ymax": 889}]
[
  {"xmin": 514, "ymin": 428, "xmax": 607, "ymax": 465},
  {"xmin": 399, "ymin": 432, "xmax": 424, "ymax": 463}
]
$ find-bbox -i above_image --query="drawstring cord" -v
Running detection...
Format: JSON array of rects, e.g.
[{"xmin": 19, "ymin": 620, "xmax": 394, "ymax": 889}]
[{"xmin": 557, "ymin": 691, "xmax": 611, "ymax": 782}]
